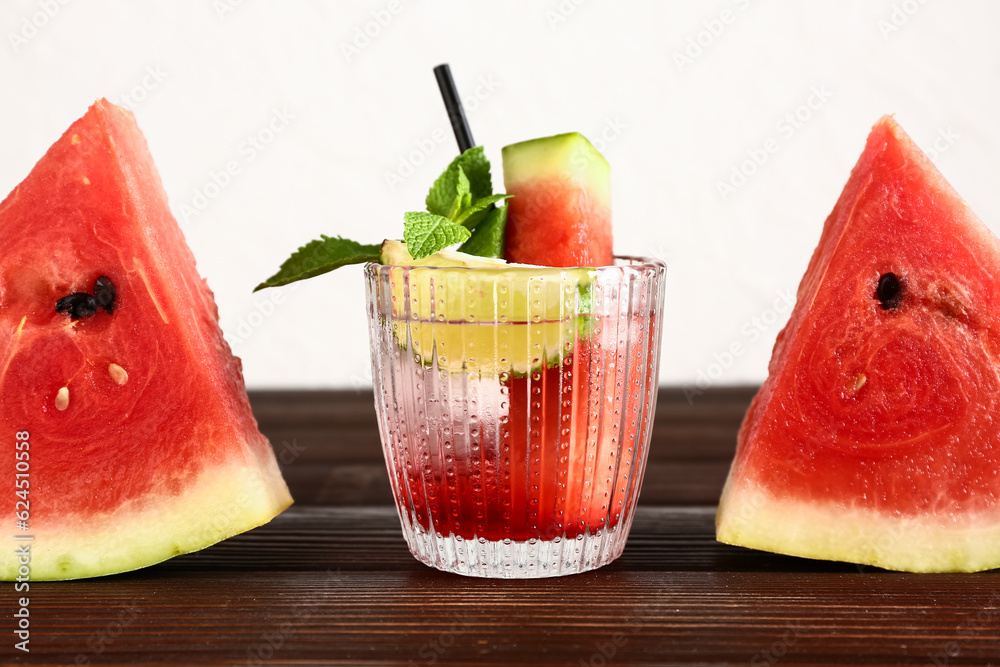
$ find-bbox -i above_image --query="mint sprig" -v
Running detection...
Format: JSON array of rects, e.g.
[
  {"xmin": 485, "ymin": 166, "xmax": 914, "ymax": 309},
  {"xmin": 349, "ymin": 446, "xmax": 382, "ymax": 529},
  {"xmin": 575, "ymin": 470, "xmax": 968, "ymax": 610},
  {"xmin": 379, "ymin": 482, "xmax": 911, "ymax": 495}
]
[
  {"xmin": 256, "ymin": 146, "xmax": 510, "ymax": 291},
  {"xmin": 459, "ymin": 204, "xmax": 508, "ymax": 258},
  {"xmin": 403, "ymin": 147, "xmax": 509, "ymax": 257},
  {"xmin": 447, "ymin": 166, "xmax": 473, "ymax": 220},
  {"xmin": 454, "ymin": 194, "xmax": 512, "ymax": 227},
  {"xmin": 254, "ymin": 236, "xmax": 380, "ymax": 291},
  {"xmin": 403, "ymin": 212, "xmax": 471, "ymax": 259},
  {"xmin": 426, "ymin": 146, "xmax": 492, "ymax": 216}
]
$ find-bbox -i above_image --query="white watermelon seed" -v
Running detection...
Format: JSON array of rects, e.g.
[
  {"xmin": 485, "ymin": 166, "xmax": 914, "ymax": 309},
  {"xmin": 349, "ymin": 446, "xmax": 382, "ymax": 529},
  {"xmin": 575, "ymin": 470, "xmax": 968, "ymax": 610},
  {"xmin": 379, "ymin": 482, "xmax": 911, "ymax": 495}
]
[
  {"xmin": 853, "ymin": 373, "xmax": 867, "ymax": 392},
  {"xmin": 108, "ymin": 363, "xmax": 129, "ymax": 386},
  {"xmin": 71, "ymin": 134, "xmax": 81, "ymax": 145},
  {"xmin": 55, "ymin": 387, "xmax": 70, "ymax": 411},
  {"xmin": 82, "ymin": 176, "xmax": 90, "ymax": 185}
]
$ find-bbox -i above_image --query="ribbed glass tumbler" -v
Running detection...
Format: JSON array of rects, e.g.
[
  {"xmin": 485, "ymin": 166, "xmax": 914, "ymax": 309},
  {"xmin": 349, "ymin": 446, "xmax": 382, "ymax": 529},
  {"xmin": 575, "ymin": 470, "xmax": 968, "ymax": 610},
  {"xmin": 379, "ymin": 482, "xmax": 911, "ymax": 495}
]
[{"xmin": 365, "ymin": 257, "xmax": 666, "ymax": 578}]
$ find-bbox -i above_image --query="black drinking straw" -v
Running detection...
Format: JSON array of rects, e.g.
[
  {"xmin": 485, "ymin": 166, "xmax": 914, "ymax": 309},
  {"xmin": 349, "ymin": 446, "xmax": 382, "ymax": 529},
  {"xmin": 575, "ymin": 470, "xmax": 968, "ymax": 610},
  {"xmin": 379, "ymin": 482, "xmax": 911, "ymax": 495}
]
[{"xmin": 434, "ymin": 64, "xmax": 475, "ymax": 152}]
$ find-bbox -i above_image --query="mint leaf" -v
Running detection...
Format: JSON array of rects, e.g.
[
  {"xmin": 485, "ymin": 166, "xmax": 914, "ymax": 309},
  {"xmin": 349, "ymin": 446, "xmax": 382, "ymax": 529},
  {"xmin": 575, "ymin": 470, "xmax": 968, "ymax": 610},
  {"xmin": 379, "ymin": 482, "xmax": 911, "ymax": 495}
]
[
  {"xmin": 403, "ymin": 211, "xmax": 472, "ymax": 259},
  {"xmin": 457, "ymin": 146, "xmax": 492, "ymax": 200},
  {"xmin": 254, "ymin": 236, "xmax": 380, "ymax": 291},
  {"xmin": 427, "ymin": 164, "xmax": 463, "ymax": 217},
  {"xmin": 459, "ymin": 204, "xmax": 507, "ymax": 258},
  {"xmin": 455, "ymin": 194, "xmax": 513, "ymax": 227},
  {"xmin": 447, "ymin": 166, "xmax": 473, "ymax": 219},
  {"xmin": 426, "ymin": 146, "xmax": 492, "ymax": 216}
]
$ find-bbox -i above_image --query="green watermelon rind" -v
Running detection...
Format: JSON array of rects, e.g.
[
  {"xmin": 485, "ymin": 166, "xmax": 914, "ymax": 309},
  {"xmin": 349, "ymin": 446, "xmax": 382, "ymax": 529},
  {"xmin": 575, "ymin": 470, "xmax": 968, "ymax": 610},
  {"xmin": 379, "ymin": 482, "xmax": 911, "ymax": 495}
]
[
  {"xmin": 0, "ymin": 455, "xmax": 291, "ymax": 581},
  {"xmin": 717, "ymin": 480, "xmax": 1000, "ymax": 573},
  {"xmin": 502, "ymin": 132, "xmax": 610, "ymax": 189}
]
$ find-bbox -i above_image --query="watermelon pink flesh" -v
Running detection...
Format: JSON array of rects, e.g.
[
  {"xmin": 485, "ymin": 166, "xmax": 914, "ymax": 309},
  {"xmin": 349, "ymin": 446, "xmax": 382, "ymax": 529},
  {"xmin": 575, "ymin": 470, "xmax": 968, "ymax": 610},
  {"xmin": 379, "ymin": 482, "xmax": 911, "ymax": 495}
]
[
  {"xmin": 0, "ymin": 100, "xmax": 292, "ymax": 580},
  {"xmin": 502, "ymin": 133, "xmax": 613, "ymax": 267},
  {"xmin": 716, "ymin": 115, "xmax": 1000, "ymax": 573}
]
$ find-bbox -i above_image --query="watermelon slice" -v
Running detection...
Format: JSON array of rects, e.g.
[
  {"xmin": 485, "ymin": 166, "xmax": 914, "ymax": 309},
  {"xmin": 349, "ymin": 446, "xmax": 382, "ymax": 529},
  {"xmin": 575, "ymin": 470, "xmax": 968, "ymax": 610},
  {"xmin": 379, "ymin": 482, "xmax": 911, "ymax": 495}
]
[
  {"xmin": 502, "ymin": 133, "xmax": 613, "ymax": 267},
  {"xmin": 716, "ymin": 115, "xmax": 1000, "ymax": 572},
  {"xmin": 0, "ymin": 100, "xmax": 292, "ymax": 580}
]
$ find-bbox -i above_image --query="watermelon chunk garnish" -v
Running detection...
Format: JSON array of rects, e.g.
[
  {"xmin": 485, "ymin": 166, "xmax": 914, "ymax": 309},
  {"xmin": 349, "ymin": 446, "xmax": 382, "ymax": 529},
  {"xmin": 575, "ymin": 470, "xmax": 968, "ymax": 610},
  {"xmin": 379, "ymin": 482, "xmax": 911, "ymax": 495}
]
[
  {"xmin": 502, "ymin": 133, "xmax": 613, "ymax": 267},
  {"xmin": 716, "ymin": 115, "xmax": 1000, "ymax": 572},
  {"xmin": 0, "ymin": 100, "xmax": 292, "ymax": 580}
]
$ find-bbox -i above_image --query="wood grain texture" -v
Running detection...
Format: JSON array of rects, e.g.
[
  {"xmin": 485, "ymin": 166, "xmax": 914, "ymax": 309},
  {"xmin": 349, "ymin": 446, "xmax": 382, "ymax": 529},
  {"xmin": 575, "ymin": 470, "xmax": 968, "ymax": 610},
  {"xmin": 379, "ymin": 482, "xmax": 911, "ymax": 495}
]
[{"xmin": 4, "ymin": 388, "xmax": 999, "ymax": 665}]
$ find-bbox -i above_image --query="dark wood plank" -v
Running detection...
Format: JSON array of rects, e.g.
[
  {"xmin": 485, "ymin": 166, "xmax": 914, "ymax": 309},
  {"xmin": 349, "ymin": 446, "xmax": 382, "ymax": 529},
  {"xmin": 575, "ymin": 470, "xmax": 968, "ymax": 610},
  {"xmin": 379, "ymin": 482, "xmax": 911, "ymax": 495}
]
[{"xmin": 7, "ymin": 506, "xmax": 1000, "ymax": 665}]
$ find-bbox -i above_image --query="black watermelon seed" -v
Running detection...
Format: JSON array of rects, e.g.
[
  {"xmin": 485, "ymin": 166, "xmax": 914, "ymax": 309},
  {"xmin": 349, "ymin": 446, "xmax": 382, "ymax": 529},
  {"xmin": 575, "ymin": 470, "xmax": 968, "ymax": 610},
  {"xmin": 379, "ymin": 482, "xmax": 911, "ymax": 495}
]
[
  {"xmin": 877, "ymin": 272, "xmax": 903, "ymax": 310},
  {"xmin": 55, "ymin": 292, "xmax": 99, "ymax": 320},
  {"xmin": 93, "ymin": 275, "xmax": 117, "ymax": 314}
]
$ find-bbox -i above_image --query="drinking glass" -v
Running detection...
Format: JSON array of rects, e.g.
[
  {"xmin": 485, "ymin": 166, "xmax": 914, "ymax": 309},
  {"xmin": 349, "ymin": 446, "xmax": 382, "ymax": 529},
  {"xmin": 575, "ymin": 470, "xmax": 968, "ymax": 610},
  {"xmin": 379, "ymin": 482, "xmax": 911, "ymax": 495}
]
[{"xmin": 365, "ymin": 256, "xmax": 666, "ymax": 577}]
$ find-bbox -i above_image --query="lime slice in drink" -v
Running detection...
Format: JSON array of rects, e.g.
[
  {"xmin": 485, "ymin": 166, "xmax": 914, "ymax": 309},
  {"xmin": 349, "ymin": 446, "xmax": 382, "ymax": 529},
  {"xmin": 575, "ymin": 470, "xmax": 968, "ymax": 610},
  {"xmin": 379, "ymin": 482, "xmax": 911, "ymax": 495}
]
[{"xmin": 377, "ymin": 240, "xmax": 595, "ymax": 375}]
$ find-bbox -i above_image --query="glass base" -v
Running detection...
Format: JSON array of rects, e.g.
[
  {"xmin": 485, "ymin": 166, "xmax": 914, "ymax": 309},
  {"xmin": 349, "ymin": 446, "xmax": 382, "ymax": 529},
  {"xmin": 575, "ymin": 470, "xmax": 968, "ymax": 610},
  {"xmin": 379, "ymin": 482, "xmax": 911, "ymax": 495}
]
[{"xmin": 400, "ymin": 521, "xmax": 630, "ymax": 578}]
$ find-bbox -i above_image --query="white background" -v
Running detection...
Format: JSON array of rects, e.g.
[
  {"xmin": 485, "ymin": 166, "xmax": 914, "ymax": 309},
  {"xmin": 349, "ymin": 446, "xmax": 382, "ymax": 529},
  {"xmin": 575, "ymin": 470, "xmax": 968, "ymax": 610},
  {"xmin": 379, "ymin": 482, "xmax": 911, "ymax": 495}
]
[{"xmin": 2, "ymin": 0, "xmax": 997, "ymax": 390}]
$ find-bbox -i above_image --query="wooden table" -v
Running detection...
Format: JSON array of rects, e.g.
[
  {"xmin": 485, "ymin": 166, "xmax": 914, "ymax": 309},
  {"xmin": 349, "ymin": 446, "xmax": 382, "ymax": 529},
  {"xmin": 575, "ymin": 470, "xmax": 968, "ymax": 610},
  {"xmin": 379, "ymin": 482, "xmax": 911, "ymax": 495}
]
[{"xmin": 7, "ymin": 388, "xmax": 1000, "ymax": 665}]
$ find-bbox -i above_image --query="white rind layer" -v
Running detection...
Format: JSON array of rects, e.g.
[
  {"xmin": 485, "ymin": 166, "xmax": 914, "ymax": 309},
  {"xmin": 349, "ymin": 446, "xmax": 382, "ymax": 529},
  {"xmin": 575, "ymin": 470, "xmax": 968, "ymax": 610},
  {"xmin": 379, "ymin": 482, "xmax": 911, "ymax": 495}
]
[
  {"xmin": 1, "ymin": 456, "xmax": 292, "ymax": 581},
  {"xmin": 716, "ymin": 479, "xmax": 1000, "ymax": 573}
]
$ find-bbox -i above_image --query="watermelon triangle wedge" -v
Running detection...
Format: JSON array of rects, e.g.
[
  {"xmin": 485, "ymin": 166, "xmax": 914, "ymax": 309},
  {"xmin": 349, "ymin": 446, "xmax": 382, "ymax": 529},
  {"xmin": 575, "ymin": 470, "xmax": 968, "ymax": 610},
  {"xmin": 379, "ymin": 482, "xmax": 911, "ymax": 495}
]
[
  {"xmin": 0, "ymin": 100, "xmax": 292, "ymax": 580},
  {"xmin": 717, "ymin": 115, "xmax": 1000, "ymax": 572}
]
